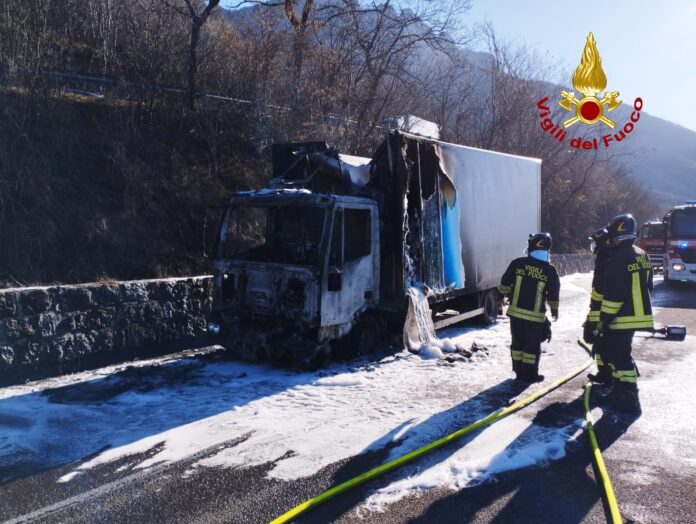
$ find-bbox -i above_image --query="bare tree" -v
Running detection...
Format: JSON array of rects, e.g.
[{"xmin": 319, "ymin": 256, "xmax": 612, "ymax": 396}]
[{"xmin": 163, "ymin": 0, "xmax": 221, "ymax": 110}]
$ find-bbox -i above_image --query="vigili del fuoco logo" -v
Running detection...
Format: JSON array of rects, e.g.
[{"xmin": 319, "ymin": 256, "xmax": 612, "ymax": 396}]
[{"xmin": 536, "ymin": 32, "xmax": 642, "ymax": 150}]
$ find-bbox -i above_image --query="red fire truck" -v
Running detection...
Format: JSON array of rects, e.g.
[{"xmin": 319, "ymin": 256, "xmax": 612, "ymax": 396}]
[
  {"xmin": 637, "ymin": 219, "xmax": 666, "ymax": 270},
  {"xmin": 663, "ymin": 202, "xmax": 696, "ymax": 283}
]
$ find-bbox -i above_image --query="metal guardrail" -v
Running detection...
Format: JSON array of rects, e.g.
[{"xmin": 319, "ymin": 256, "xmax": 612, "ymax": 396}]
[{"xmin": 1, "ymin": 67, "xmax": 404, "ymax": 137}]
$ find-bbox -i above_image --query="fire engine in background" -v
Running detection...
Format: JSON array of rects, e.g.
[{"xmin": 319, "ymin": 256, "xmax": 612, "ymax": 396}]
[
  {"xmin": 637, "ymin": 219, "xmax": 666, "ymax": 270},
  {"xmin": 663, "ymin": 201, "xmax": 696, "ymax": 283}
]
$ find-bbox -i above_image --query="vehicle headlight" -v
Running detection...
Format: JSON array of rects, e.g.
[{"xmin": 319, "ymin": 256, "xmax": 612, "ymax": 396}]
[
  {"xmin": 207, "ymin": 321, "xmax": 221, "ymax": 334},
  {"xmin": 672, "ymin": 263, "xmax": 685, "ymax": 271}
]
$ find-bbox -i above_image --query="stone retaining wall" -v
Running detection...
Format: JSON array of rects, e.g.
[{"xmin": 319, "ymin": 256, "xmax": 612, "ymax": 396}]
[
  {"xmin": 0, "ymin": 255, "xmax": 595, "ymax": 385},
  {"xmin": 551, "ymin": 254, "xmax": 595, "ymax": 277},
  {"xmin": 0, "ymin": 276, "xmax": 213, "ymax": 385}
]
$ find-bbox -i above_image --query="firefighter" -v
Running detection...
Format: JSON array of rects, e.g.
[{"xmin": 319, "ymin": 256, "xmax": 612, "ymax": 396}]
[
  {"xmin": 595, "ymin": 213, "xmax": 653, "ymax": 415},
  {"xmin": 583, "ymin": 227, "xmax": 613, "ymax": 384},
  {"xmin": 498, "ymin": 233, "xmax": 560, "ymax": 382}
]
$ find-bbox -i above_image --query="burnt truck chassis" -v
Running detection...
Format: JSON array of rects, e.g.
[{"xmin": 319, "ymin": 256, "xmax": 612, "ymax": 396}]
[
  {"xmin": 210, "ymin": 309, "xmax": 332, "ymax": 367},
  {"xmin": 208, "ymin": 307, "xmax": 389, "ymax": 369},
  {"xmin": 205, "ymin": 134, "xmax": 538, "ymax": 367}
]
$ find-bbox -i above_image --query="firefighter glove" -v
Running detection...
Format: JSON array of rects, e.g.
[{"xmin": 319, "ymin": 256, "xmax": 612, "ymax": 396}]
[
  {"xmin": 551, "ymin": 309, "xmax": 559, "ymax": 321},
  {"xmin": 583, "ymin": 321, "xmax": 596, "ymax": 344},
  {"xmin": 593, "ymin": 321, "xmax": 608, "ymax": 338},
  {"xmin": 544, "ymin": 317, "xmax": 552, "ymax": 343}
]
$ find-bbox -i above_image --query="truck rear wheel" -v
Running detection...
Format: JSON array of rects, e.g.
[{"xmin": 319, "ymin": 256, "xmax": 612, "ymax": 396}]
[{"xmin": 481, "ymin": 289, "xmax": 498, "ymax": 324}]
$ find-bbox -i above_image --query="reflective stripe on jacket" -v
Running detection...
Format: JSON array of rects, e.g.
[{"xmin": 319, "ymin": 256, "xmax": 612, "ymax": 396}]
[
  {"xmin": 499, "ymin": 256, "xmax": 560, "ymax": 324},
  {"xmin": 587, "ymin": 249, "xmax": 611, "ymax": 322},
  {"xmin": 599, "ymin": 244, "xmax": 654, "ymax": 331}
]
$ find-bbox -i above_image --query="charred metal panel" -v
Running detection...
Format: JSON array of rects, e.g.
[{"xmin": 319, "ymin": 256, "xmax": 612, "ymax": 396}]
[
  {"xmin": 422, "ymin": 194, "xmax": 444, "ymax": 287},
  {"xmin": 362, "ymin": 134, "xmax": 409, "ymax": 309},
  {"xmin": 373, "ymin": 134, "xmax": 448, "ymax": 293},
  {"xmin": 272, "ymin": 142, "xmax": 328, "ymax": 181},
  {"xmin": 212, "ymin": 262, "xmax": 320, "ymax": 326},
  {"xmin": 418, "ymin": 142, "xmax": 445, "ymax": 288}
]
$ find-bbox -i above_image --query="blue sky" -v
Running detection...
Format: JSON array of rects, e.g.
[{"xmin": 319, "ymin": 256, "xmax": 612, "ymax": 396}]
[
  {"xmin": 221, "ymin": 1, "xmax": 696, "ymax": 132},
  {"xmin": 465, "ymin": 0, "xmax": 696, "ymax": 132}
]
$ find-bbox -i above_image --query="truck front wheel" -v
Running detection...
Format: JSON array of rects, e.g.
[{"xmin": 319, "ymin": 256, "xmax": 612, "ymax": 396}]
[
  {"xmin": 335, "ymin": 314, "xmax": 382, "ymax": 359},
  {"xmin": 481, "ymin": 289, "xmax": 498, "ymax": 325},
  {"xmin": 351, "ymin": 315, "xmax": 382, "ymax": 356}
]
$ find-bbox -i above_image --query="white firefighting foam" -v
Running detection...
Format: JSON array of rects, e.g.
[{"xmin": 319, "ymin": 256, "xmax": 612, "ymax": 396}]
[
  {"xmin": 0, "ymin": 276, "xmax": 623, "ymax": 511},
  {"xmin": 403, "ymin": 286, "xmax": 462, "ymax": 358}
]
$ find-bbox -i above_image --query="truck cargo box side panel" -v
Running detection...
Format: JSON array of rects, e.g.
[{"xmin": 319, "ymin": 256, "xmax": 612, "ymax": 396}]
[{"xmin": 436, "ymin": 143, "xmax": 541, "ymax": 292}]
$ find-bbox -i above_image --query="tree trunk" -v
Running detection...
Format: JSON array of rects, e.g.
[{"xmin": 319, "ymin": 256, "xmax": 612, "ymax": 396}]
[{"xmin": 187, "ymin": 19, "xmax": 201, "ymax": 111}]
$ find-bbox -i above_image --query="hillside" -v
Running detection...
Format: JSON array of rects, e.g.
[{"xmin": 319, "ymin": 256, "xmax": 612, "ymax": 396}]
[
  {"xmin": 1, "ymin": 0, "xmax": 692, "ymax": 286},
  {"xmin": 450, "ymin": 48, "xmax": 696, "ymax": 209},
  {"xmin": 617, "ymin": 109, "xmax": 696, "ymax": 205}
]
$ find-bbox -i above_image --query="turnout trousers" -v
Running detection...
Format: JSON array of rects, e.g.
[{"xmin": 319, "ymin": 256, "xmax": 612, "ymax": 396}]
[
  {"xmin": 592, "ymin": 334, "xmax": 611, "ymax": 380},
  {"xmin": 509, "ymin": 317, "xmax": 545, "ymax": 377},
  {"xmin": 602, "ymin": 330, "xmax": 638, "ymax": 391}
]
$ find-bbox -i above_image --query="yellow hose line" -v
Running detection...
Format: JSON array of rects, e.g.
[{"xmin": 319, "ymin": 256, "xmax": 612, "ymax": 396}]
[
  {"xmin": 270, "ymin": 356, "xmax": 594, "ymax": 524},
  {"xmin": 578, "ymin": 339, "xmax": 623, "ymax": 524}
]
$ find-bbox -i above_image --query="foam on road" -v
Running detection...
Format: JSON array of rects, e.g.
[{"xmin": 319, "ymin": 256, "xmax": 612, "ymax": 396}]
[{"xmin": 0, "ymin": 278, "xmax": 591, "ymax": 506}]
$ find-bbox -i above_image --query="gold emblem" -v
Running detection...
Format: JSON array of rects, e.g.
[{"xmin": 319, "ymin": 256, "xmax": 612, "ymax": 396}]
[{"xmin": 559, "ymin": 33, "xmax": 621, "ymax": 128}]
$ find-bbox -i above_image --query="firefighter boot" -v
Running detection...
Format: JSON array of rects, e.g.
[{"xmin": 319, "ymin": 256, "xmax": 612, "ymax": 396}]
[
  {"xmin": 611, "ymin": 385, "xmax": 642, "ymax": 416},
  {"xmin": 516, "ymin": 362, "xmax": 544, "ymax": 383},
  {"xmin": 598, "ymin": 385, "xmax": 641, "ymax": 415}
]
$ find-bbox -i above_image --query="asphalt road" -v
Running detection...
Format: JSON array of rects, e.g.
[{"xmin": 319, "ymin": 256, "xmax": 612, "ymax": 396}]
[{"xmin": 1, "ymin": 276, "xmax": 695, "ymax": 524}]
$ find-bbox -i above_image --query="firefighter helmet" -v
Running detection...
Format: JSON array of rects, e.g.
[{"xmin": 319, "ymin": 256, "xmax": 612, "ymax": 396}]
[
  {"xmin": 606, "ymin": 214, "xmax": 637, "ymax": 242},
  {"xmin": 589, "ymin": 227, "xmax": 610, "ymax": 253},
  {"xmin": 528, "ymin": 232, "xmax": 552, "ymax": 252}
]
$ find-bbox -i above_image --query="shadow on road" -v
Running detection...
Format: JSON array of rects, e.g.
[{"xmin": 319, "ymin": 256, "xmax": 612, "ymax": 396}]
[
  {"xmin": 0, "ymin": 349, "xmax": 340, "ymax": 485},
  {"xmin": 651, "ymin": 279, "xmax": 696, "ymax": 310},
  {"xmin": 407, "ymin": 394, "xmax": 638, "ymax": 524},
  {"xmin": 299, "ymin": 378, "xmax": 533, "ymax": 523}
]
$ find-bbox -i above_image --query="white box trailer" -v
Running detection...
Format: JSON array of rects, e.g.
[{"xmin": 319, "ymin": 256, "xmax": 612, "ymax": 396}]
[
  {"xmin": 369, "ymin": 132, "xmax": 541, "ymax": 310},
  {"xmin": 435, "ymin": 138, "xmax": 542, "ymax": 293}
]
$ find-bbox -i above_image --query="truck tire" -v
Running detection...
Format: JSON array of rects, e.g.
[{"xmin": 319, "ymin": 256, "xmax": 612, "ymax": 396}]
[
  {"xmin": 334, "ymin": 314, "xmax": 382, "ymax": 359},
  {"xmin": 481, "ymin": 289, "xmax": 498, "ymax": 325},
  {"xmin": 351, "ymin": 315, "xmax": 382, "ymax": 356}
]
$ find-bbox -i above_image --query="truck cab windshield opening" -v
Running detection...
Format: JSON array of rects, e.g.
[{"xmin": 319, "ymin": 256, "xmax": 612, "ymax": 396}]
[
  {"xmin": 641, "ymin": 224, "xmax": 663, "ymax": 239},
  {"xmin": 672, "ymin": 209, "xmax": 696, "ymax": 238},
  {"xmin": 225, "ymin": 205, "xmax": 326, "ymax": 266}
]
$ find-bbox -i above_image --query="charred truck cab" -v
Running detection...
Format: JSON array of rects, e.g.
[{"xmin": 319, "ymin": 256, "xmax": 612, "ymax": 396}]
[
  {"xmin": 206, "ymin": 134, "xmax": 541, "ymax": 367},
  {"xmin": 208, "ymin": 189, "xmax": 379, "ymax": 366}
]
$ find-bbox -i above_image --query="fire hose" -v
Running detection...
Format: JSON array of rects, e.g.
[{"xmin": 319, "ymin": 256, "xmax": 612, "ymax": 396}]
[
  {"xmin": 270, "ymin": 354, "xmax": 595, "ymax": 524},
  {"xmin": 578, "ymin": 338, "xmax": 622, "ymax": 524},
  {"xmin": 270, "ymin": 323, "xmax": 658, "ymax": 524}
]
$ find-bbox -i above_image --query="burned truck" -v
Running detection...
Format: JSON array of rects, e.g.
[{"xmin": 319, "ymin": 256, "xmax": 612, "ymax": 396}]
[{"xmin": 204, "ymin": 132, "xmax": 541, "ymax": 367}]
